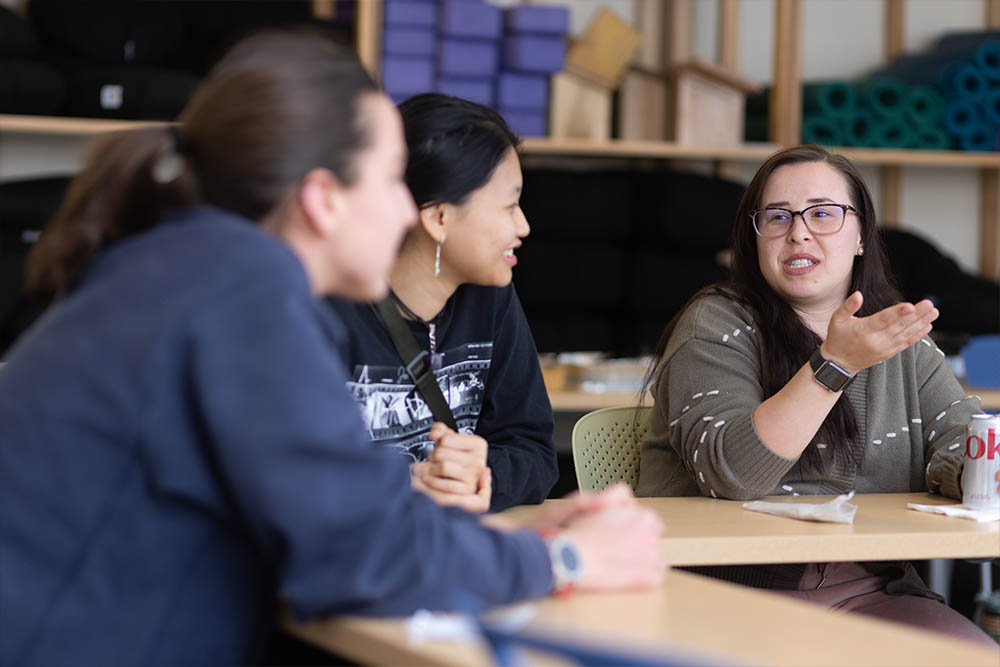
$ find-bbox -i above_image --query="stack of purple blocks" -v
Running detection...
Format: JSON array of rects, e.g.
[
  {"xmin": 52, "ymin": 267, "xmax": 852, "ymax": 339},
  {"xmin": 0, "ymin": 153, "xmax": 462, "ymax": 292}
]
[
  {"xmin": 498, "ymin": 4, "xmax": 569, "ymax": 137},
  {"xmin": 436, "ymin": 0, "xmax": 502, "ymax": 107},
  {"xmin": 381, "ymin": 0, "xmax": 569, "ymax": 138},
  {"xmin": 382, "ymin": 0, "xmax": 438, "ymax": 104}
]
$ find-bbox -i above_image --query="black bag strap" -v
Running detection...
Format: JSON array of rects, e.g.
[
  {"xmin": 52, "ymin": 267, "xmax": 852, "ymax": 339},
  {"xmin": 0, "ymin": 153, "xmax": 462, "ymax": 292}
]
[{"xmin": 373, "ymin": 296, "xmax": 458, "ymax": 431}]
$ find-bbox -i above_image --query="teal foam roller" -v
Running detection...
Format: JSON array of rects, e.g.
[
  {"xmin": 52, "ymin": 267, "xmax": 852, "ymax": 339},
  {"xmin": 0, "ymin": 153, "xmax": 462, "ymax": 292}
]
[
  {"xmin": 859, "ymin": 78, "xmax": 909, "ymax": 117},
  {"xmin": 943, "ymin": 98, "xmax": 984, "ymax": 135},
  {"xmin": 956, "ymin": 123, "xmax": 996, "ymax": 151},
  {"xmin": 873, "ymin": 117, "xmax": 915, "ymax": 148},
  {"xmin": 838, "ymin": 110, "xmax": 876, "ymax": 147},
  {"xmin": 904, "ymin": 86, "xmax": 944, "ymax": 128},
  {"xmin": 912, "ymin": 128, "xmax": 952, "ymax": 150},
  {"xmin": 981, "ymin": 88, "xmax": 1000, "ymax": 126},
  {"xmin": 948, "ymin": 62, "xmax": 989, "ymax": 101},
  {"xmin": 975, "ymin": 40, "xmax": 1000, "ymax": 82},
  {"xmin": 803, "ymin": 82, "xmax": 855, "ymax": 118},
  {"xmin": 801, "ymin": 114, "xmax": 844, "ymax": 146}
]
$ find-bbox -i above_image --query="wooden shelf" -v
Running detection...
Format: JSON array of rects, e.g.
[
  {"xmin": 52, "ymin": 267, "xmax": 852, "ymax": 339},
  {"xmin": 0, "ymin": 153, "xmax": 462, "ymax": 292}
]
[
  {"xmin": 521, "ymin": 137, "xmax": 1000, "ymax": 168},
  {"xmin": 2, "ymin": 115, "xmax": 997, "ymax": 168},
  {"xmin": 0, "ymin": 114, "xmax": 167, "ymax": 135}
]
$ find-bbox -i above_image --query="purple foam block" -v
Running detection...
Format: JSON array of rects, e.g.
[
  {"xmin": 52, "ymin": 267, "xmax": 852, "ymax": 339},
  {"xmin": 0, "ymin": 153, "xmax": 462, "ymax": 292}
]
[
  {"xmin": 384, "ymin": 0, "xmax": 438, "ymax": 27},
  {"xmin": 440, "ymin": 0, "xmax": 502, "ymax": 40},
  {"xmin": 501, "ymin": 108, "xmax": 547, "ymax": 137},
  {"xmin": 437, "ymin": 76, "xmax": 495, "ymax": 107},
  {"xmin": 383, "ymin": 27, "xmax": 437, "ymax": 57},
  {"xmin": 503, "ymin": 5, "xmax": 570, "ymax": 35},
  {"xmin": 502, "ymin": 35, "xmax": 565, "ymax": 73},
  {"xmin": 438, "ymin": 38, "xmax": 499, "ymax": 77},
  {"xmin": 382, "ymin": 57, "xmax": 435, "ymax": 95},
  {"xmin": 496, "ymin": 72, "xmax": 548, "ymax": 110}
]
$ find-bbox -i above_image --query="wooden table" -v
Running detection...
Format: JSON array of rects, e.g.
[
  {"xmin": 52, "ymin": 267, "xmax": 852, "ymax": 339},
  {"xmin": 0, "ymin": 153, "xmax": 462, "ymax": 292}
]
[
  {"xmin": 503, "ymin": 492, "xmax": 1000, "ymax": 566},
  {"xmin": 285, "ymin": 568, "xmax": 1000, "ymax": 667}
]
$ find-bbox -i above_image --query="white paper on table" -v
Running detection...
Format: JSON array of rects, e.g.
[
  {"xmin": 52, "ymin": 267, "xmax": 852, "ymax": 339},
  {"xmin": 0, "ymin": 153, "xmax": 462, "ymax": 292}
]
[
  {"xmin": 404, "ymin": 604, "xmax": 536, "ymax": 643},
  {"xmin": 742, "ymin": 491, "xmax": 858, "ymax": 524},
  {"xmin": 906, "ymin": 502, "xmax": 1000, "ymax": 522}
]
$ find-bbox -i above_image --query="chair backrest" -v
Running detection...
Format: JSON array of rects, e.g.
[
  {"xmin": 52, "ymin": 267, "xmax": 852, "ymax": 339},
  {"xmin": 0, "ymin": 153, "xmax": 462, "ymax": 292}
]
[{"xmin": 571, "ymin": 406, "xmax": 653, "ymax": 492}]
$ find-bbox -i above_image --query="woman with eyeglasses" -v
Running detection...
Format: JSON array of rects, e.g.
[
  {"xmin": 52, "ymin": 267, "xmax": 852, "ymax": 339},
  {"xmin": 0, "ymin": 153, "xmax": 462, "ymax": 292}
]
[{"xmin": 637, "ymin": 145, "xmax": 995, "ymax": 643}]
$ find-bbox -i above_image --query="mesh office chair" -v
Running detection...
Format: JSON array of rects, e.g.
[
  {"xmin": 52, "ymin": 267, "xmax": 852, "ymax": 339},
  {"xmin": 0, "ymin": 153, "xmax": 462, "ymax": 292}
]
[{"xmin": 571, "ymin": 406, "xmax": 653, "ymax": 492}]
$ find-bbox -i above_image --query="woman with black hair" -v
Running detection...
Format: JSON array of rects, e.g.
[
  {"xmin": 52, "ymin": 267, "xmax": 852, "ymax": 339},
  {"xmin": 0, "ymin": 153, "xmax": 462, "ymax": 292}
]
[
  {"xmin": 637, "ymin": 145, "xmax": 995, "ymax": 644},
  {"xmin": 329, "ymin": 93, "xmax": 557, "ymax": 513}
]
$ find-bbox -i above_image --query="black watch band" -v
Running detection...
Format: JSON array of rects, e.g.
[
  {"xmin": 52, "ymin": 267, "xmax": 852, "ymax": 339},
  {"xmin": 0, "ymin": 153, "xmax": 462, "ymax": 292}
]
[{"xmin": 809, "ymin": 348, "xmax": 855, "ymax": 392}]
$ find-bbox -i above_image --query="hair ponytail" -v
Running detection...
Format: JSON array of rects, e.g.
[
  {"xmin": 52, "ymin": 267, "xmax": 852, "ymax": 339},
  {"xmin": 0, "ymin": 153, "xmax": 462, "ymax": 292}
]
[{"xmin": 26, "ymin": 126, "xmax": 200, "ymax": 298}]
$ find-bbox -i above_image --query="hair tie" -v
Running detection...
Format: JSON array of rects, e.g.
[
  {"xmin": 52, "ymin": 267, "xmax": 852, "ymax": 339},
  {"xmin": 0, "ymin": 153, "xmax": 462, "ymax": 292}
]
[{"xmin": 152, "ymin": 124, "xmax": 186, "ymax": 184}]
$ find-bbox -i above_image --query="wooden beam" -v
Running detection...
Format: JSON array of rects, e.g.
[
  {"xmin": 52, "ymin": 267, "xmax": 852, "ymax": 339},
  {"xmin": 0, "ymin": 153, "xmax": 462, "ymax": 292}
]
[
  {"xmin": 988, "ymin": 0, "xmax": 1000, "ymax": 28},
  {"xmin": 633, "ymin": 0, "xmax": 666, "ymax": 69},
  {"xmin": 982, "ymin": 168, "xmax": 1000, "ymax": 280},
  {"xmin": 665, "ymin": 0, "xmax": 693, "ymax": 64},
  {"xmin": 770, "ymin": 0, "xmax": 802, "ymax": 146},
  {"xmin": 355, "ymin": 0, "xmax": 382, "ymax": 78},
  {"xmin": 885, "ymin": 0, "xmax": 905, "ymax": 60},
  {"xmin": 880, "ymin": 166, "xmax": 901, "ymax": 228},
  {"xmin": 718, "ymin": 0, "xmax": 741, "ymax": 71}
]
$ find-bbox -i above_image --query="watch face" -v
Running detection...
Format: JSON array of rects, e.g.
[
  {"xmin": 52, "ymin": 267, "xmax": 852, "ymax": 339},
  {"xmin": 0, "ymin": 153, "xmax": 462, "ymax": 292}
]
[
  {"xmin": 815, "ymin": 362, "xmax": 850, "ymax": 391},
  {"xmin": 558, "ymin": 543, "xmax": 580, "ymax": 574}
]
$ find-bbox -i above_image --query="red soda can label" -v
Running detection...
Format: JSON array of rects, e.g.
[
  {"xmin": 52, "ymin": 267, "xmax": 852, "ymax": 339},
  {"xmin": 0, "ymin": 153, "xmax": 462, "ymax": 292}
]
[{"xmin": 962, "ymin": 414, "xmax": 1000, "ymax": 510}]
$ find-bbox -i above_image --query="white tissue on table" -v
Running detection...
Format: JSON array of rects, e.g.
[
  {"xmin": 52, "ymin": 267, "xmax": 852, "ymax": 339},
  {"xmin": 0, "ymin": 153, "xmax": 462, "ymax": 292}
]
[
  {"xmin": 906, "ymin": 502, "xmax": 1000, "ymax": 522},
  {"xmin": 405, "ymin": 604, "xmax": 536, "ymax": 643},
  {"xmin": 742, "ymin": 491, "xmax": 858, "ymax": 524},
  {"xmin": 404, "ymin": 610, "xmax": 478, "ymax": 643}
]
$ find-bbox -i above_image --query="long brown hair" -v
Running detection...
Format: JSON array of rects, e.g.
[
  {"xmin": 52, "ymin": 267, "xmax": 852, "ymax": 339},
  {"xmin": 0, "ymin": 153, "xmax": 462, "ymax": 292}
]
[
  {"xmin": 645, "ymin": 145, "xmax": 900, "ymax": 471},
  {"xmin": 26, "ymin": 30, "xmax": 376, "ymax": 299}
]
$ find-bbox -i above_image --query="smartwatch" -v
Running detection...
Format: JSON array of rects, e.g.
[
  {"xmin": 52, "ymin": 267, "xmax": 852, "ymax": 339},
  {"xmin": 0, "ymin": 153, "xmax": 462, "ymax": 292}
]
[
  {"xmin": 546, "ymin": 536, "xmax": 583, "ymax": 593},
  {"xmin": 809, "ymin": 348, "xmax": 855, "ymax": 392}
]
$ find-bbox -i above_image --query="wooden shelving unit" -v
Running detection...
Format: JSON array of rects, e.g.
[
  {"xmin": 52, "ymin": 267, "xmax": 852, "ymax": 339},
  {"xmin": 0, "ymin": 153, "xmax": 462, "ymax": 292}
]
[
  {"xmin": 0, "ymin": 114, "xmax": 167, "ymax": 135},
  {"xmin": 1, "ymin": 0, "xmax": 997, "ymax": 278},
  {"xmin": 520, "ymin": 137, "xmax": 1000, "ymax": 168}
]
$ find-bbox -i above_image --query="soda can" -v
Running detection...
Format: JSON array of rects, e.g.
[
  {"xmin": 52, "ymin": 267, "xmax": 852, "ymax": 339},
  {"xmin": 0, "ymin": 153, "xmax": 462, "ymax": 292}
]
[{"xmin": 962, "ymin": 413, "xmax": 1000, "ymax": 510}]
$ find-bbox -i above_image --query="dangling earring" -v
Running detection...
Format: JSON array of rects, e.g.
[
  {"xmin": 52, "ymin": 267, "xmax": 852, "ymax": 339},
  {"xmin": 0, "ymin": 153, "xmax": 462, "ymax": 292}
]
[
  {"xmin": 856, "ymin": 246, "xmax": 864, "ymax": 256},
  {"xmin": 434, "ymin": 233, "xmax": 445, "ymax": 278}
]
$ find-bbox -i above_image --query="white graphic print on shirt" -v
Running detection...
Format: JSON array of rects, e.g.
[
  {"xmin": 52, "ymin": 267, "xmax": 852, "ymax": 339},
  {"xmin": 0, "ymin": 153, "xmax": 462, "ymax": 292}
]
[{"xmin": 345, "ymin": 342, "xmax": 493, "ymax": 461}]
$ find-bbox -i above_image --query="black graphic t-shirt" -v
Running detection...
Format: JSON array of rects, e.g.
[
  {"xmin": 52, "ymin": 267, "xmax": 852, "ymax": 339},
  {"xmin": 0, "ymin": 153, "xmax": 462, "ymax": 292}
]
[
  {"xmin": 327, "ymin": 284, "xmax": 557, "ymax": 511},
  {"xmin": 346, "ymin": 341, "xmax": 492, "ymax": 461}
]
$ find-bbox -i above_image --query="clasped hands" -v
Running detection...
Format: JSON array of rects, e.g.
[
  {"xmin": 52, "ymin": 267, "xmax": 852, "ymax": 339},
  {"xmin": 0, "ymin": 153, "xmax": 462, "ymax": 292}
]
[{"xmin": 411, "ymin": 422, "xmax": 491, "ymax": 513}]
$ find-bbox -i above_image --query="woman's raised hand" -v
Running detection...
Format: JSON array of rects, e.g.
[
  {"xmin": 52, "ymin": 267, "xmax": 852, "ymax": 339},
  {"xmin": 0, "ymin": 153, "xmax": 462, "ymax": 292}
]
[{"xmin": 823, "ymin": 291, "xmax": 939, "ymax": 374}]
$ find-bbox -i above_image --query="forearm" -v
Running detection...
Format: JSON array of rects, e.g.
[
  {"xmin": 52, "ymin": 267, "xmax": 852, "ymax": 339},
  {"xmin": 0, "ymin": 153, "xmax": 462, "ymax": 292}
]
[{"xmin": 751, "ymin": 361, "xmax": 842, "ymax": 459}]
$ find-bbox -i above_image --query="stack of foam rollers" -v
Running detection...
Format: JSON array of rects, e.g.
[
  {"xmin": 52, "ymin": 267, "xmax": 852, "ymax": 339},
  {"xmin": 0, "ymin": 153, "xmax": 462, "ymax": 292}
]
[{"xmin": 745, "ymin": 31, "xmax": 1000, "ymax": 151}]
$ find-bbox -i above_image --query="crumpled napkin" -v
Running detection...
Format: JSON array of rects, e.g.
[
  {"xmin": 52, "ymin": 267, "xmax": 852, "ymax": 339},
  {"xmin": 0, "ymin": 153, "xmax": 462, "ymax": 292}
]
[
  {"xmin": 906, "ymin": 503, "xmax": 1000, "ymax": 522},
  {"xmin": 742, "ymin": 491, "xmax": 858, "ymax": 524}
]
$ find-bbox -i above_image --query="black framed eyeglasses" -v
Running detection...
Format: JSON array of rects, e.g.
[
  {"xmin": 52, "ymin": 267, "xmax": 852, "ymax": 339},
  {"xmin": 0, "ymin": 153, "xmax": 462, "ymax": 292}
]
[{"xmin": 750, "ymin": 203, "xmax": 856, "ymax": 238}]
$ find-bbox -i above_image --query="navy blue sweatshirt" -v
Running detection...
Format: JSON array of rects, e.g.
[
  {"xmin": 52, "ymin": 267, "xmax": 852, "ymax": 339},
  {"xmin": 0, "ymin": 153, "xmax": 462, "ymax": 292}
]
[
  {"xmin": 327, "ymin": 284, "xmax": 558, "ymax": 511},
  {"xmin": 0, "ymin": 207, "xmax": 552, "ymax": 667}
]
